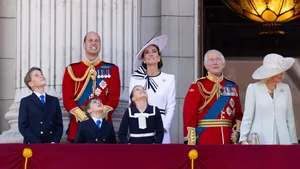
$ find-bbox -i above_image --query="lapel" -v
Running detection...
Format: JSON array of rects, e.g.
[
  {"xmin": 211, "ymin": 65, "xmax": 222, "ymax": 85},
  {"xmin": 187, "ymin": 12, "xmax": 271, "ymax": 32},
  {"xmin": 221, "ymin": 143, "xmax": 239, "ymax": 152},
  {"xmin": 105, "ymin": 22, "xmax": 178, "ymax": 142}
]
[
  {"xmin": 29, "ymin": 93, "xmax": 46, "ymax": 120},
  {"xmin": 86, "ymin": 118, "xmax": 100, "ymax": 134},
  {"xmin": 29, "ymin": 93, "xmax": 44, "ymax": 110},
  {"xmin": 97, "ymin": 119, "xmax": 108, "ymax": 137},
  {"xmin": 44, "ymin": 94, "xmax": 53, "ymax": 118}
]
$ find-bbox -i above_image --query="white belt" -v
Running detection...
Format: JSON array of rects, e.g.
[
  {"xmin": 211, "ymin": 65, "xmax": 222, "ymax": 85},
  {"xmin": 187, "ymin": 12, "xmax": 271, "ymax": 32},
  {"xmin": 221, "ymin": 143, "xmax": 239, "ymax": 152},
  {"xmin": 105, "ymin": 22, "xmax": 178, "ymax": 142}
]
[{"xmin": 130, "ymin": 132, "xmax": 155, "ymax": 138}]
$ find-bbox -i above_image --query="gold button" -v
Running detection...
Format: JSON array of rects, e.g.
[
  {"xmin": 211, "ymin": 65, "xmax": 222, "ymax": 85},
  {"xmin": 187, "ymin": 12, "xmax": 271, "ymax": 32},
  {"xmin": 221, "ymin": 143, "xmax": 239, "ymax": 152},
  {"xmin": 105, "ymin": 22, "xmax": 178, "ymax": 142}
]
[
  {"xmin": 40, "ymin": 121, "xmax": 43, "ymax": 124},
  {"xmin": 40, "ymin": 131, "xmax": 43, "ymax": 134},
  {"xmin": 222, "ymin": 116, "xmax": 225, "ymax": 119},
  {"xmin": 95, "ymin": 139, "xmax": 98, "ymax": 141}
]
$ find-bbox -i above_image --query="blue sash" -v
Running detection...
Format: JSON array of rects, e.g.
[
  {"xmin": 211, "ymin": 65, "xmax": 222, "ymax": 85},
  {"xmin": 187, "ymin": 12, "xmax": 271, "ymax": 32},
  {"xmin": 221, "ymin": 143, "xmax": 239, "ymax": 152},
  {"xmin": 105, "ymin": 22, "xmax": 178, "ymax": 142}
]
[
  {"xmin": 196, "ymin": 80, "xmax": 235, "ymax": 142},
  {"xmin": 76, "ymin": 63, "xmax": 113, "ymax": 106}
]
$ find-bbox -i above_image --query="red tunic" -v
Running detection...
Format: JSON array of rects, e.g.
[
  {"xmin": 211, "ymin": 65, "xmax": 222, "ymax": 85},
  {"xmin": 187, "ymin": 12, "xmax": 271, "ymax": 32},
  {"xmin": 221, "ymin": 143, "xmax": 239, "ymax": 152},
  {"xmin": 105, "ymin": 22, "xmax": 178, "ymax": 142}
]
[
  {"xmin": 183, "ymin": 74, "xmax": 243, "ymax": 145},
  {"xmin": 62, "ymin": 57, "xmax": 121, "ymax": 141}
]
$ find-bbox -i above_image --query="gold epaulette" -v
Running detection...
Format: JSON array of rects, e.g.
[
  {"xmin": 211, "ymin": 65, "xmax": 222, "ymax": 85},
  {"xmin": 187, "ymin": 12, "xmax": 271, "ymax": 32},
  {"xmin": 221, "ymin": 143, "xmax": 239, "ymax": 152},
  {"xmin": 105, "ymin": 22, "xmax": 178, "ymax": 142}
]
[
  {"xmin": 103, "ymin": 105, "xmax": 113, "ymax": 120},
  {"xmin": 192, "ymin": 77, "xmax": 206, "ymax": 84}
]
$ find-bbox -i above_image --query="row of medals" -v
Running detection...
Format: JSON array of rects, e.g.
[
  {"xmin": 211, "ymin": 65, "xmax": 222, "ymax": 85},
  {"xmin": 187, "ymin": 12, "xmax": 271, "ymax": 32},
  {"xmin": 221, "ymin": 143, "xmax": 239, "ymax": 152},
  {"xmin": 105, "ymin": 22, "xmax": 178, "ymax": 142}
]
[
  {"xmin": 220, "ymin": 86, "xmax": 238, "ymax": 97},
  {"xmin": 94, "ymin": 69, "xmax": 110, "ymax": 96}
]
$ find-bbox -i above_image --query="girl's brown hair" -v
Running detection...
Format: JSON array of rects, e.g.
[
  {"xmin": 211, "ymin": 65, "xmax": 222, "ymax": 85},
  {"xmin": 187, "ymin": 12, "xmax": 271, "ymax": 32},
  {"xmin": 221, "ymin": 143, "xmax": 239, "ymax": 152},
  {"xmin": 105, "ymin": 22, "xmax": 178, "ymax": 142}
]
[{"xmin": 129, "ymin": 85, "xmax": 146, "ymax": 107}]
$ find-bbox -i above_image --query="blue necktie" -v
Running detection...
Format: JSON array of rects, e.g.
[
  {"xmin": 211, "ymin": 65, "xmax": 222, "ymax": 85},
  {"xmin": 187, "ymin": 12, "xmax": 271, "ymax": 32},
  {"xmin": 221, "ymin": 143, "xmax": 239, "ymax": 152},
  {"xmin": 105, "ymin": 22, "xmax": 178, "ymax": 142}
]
[
  {"xmin": 96, "ymin": 120, "xmax": 101, "ymax": 129},
  {"xmin": 39, "ymin": 95, "xmax": 45, "ymax": 105}
]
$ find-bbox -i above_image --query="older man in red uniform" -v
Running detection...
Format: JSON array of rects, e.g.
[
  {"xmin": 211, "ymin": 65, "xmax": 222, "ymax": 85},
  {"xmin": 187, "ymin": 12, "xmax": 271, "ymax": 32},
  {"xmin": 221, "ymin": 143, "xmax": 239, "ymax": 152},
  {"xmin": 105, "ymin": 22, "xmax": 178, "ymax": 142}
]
[
  {"xmin": 183, "ymin": 49, "xmax": 243, "ymax": 145},
  {"xmin": 62, "ymin": 32, "xmax": 121, "ymax": 142}
]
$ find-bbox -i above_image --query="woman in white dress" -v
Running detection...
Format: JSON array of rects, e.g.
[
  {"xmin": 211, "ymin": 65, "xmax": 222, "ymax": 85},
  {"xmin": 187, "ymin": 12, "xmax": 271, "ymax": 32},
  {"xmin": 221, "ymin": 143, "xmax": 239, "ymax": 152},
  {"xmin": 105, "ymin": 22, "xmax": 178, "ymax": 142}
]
[
  {"xmin": 239, "ymin": 53, "xmax": 297, "ymax": 144},
  {"xmin": 129, "ymin": 35, "xmax": 176, "ymax": 143}
]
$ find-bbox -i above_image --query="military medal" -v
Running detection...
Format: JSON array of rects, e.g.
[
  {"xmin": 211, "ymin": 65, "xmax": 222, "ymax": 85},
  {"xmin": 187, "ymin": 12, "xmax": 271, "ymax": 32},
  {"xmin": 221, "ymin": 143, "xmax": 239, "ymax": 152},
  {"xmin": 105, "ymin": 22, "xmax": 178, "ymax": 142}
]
[
  {"xmin": 223, "ymin": 87, "xmax": 228, "ymax": 96},
  {"xmin": 226, "ymin": 107, "xmax": 232, "ymax": 116},
  {"xmin": 107, "ymin": 69, "xmax": 111, "ymax": 78},
  {"xmin": 100, "ymin": 70, "xmax": 104, "ymax": 78},
  {"xmin": 229, "ymin": 98, "xmax": 235, "ymax": 108},
  {"xmin": 231, "ymin": 88, "xmax": 237, "ymax": 96},
  {"xmin": 97, "ymin": 70, "xmax": 101, "ymax": 79},
  {"xmin": 99, "ymin": 80, "xmax": 107, "ymax": 89},
  {"xmin": 104, "ymin": 70, "xmax": 108, "ymax": 78},
  {"xmin": 219, "ymin": 86, "xmax": 224, "ymax": 96},
  {"xmin": 95, "ymin": 88, "xmax": 102, "ymax": 96}
]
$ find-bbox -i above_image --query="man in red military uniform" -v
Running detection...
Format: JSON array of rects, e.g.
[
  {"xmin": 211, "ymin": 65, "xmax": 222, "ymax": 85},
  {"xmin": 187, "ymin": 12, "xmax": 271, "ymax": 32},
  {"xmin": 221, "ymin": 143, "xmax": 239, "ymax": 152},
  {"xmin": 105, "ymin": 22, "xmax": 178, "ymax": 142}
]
[
  {"xmin": 183, "ymin": 49, "xmax": 243, "ymax": 145},
  {"xmin": 62, "ymin": 31, "xmax": 121, "ymax": 142}
]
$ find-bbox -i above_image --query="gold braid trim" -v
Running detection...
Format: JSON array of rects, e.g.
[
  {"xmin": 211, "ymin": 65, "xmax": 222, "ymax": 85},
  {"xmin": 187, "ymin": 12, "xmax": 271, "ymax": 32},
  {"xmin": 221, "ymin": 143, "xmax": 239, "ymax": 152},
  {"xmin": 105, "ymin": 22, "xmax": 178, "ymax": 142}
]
[
  {"xmin": 197, "ymin": 82, "xmax": 220, "ymax": 113},
  {"xmin": 185, "ymin": 127, "xmax": 196, "ymax": 145},
  {"xmin": 235, "ymin": 120, "xmax": 241, "ymax": 132},
  {"xmin": 67, "ymin": 65, "xmax": 97, "ymax": 101},
  {"xmin": 74, "ymin": 73, "xmax": 92, "ymax": 101},
  {"xmin": 70, "ymin": 107, "xmax": 88, "ymax": 122},
  {"xmin": 67, "ymin": 66, "xmax": 91, "ymax": 82}
]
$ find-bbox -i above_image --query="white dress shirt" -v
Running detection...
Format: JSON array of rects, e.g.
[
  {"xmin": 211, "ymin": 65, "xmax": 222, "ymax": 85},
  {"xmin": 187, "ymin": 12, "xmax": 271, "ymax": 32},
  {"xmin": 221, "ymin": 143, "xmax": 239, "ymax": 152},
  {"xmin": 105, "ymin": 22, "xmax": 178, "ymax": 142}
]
[
  {"xmin": 91, "ymin": 117, "xmax": 103, "ymax": 128},
  {"xmin": 34, "ymin": 91, "xmax": 46, "ymax": 102}
]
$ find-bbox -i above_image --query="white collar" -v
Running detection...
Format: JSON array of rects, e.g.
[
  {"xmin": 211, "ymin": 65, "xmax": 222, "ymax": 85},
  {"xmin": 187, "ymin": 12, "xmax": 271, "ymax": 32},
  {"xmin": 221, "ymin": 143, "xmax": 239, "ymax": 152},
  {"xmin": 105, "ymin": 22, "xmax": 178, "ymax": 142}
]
[
  {"xmin": 33, "ymin": 91, "xmax": 46, "ymax": 99},
  {"xmin": 91, "ymin": 116, "xmax": 103, "ymax": 121},
  {"xmin": 91, "ymin": 117, "xmax": 103, "ymax": 127}
]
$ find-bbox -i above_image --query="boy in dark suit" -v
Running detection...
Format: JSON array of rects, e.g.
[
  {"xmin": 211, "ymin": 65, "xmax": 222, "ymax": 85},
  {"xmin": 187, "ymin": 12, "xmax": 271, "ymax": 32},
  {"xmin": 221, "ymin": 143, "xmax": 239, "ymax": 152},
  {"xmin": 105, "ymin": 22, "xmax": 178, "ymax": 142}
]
[
  {"xmin": 18, "ymin": 67, "xmax": 63, "ymax": 144},
  {"xmin": 75, "ymin": 97, "xmax": 116, "ymax": 144}
]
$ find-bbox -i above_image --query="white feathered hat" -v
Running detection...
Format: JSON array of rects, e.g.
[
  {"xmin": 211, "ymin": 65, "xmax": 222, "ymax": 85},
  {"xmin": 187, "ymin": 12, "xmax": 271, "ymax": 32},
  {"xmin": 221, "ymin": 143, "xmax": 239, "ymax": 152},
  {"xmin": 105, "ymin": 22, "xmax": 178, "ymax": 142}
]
[{"xmin": 252, "ymin": 53, "xmax": 295, "ymax": 80}]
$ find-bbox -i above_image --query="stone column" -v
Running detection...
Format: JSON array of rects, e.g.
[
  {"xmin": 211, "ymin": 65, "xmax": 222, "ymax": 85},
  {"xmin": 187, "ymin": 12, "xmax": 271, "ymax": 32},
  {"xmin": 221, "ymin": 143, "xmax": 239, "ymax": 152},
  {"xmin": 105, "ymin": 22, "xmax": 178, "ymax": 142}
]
[
  {"xmin": 0, "ymin": 0, "xmax": 138, "ymax": 143},
  {"xmin": 160, "ymin": 0, "xmax": 196, "ymax": 143}
]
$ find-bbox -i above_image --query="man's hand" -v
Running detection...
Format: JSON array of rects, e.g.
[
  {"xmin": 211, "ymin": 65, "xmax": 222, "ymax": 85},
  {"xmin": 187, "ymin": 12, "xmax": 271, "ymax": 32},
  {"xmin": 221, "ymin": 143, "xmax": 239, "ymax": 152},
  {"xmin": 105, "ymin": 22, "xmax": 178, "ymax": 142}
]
[{"xmin": 231, "ymin": 131, "xmax": 240, "ymax": 144}]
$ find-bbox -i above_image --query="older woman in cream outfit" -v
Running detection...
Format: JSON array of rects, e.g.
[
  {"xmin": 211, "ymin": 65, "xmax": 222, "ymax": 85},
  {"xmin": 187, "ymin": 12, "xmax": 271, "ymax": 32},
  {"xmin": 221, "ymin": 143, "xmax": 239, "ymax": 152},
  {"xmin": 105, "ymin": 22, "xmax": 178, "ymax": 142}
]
[{"xmin": 239, "ymin": 53, "xmax": 298, "ymax": 144}]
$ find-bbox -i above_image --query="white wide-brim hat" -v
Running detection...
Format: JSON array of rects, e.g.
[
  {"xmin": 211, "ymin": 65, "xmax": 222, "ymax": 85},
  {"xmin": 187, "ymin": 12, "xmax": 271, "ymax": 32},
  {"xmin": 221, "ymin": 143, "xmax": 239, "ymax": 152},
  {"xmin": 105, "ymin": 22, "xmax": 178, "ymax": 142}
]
[
  {"xmin": 134, "ymin": 35, "xmax": 168, "ymax": 69},
  {"xmin": 252, "ymin": 53, "xmax": 295, "ymax": 80}
]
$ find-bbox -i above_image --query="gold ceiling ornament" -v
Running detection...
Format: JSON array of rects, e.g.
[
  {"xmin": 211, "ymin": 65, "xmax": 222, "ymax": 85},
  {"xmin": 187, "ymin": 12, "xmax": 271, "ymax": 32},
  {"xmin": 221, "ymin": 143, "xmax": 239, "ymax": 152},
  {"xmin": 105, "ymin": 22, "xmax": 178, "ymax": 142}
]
[{"xmin": 223, "ymin": 0, "xmax": 300, "ymax": 34}]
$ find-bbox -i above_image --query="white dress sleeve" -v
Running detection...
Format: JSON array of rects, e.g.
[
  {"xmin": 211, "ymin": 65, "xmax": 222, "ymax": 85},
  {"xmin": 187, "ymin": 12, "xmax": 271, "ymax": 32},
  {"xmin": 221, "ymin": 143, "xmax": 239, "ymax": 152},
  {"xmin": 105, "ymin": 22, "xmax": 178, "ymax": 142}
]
[
  {"xmin": 163, "ymin": 74, "xmax": 176, "ymax": 131},
  {"xmin": 239, "ymin": 83, "xmax": 256, "ymax": 142},
  {"xmin": 286, "ymin": 85, "xmax": 298, "ymax": 143}
]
